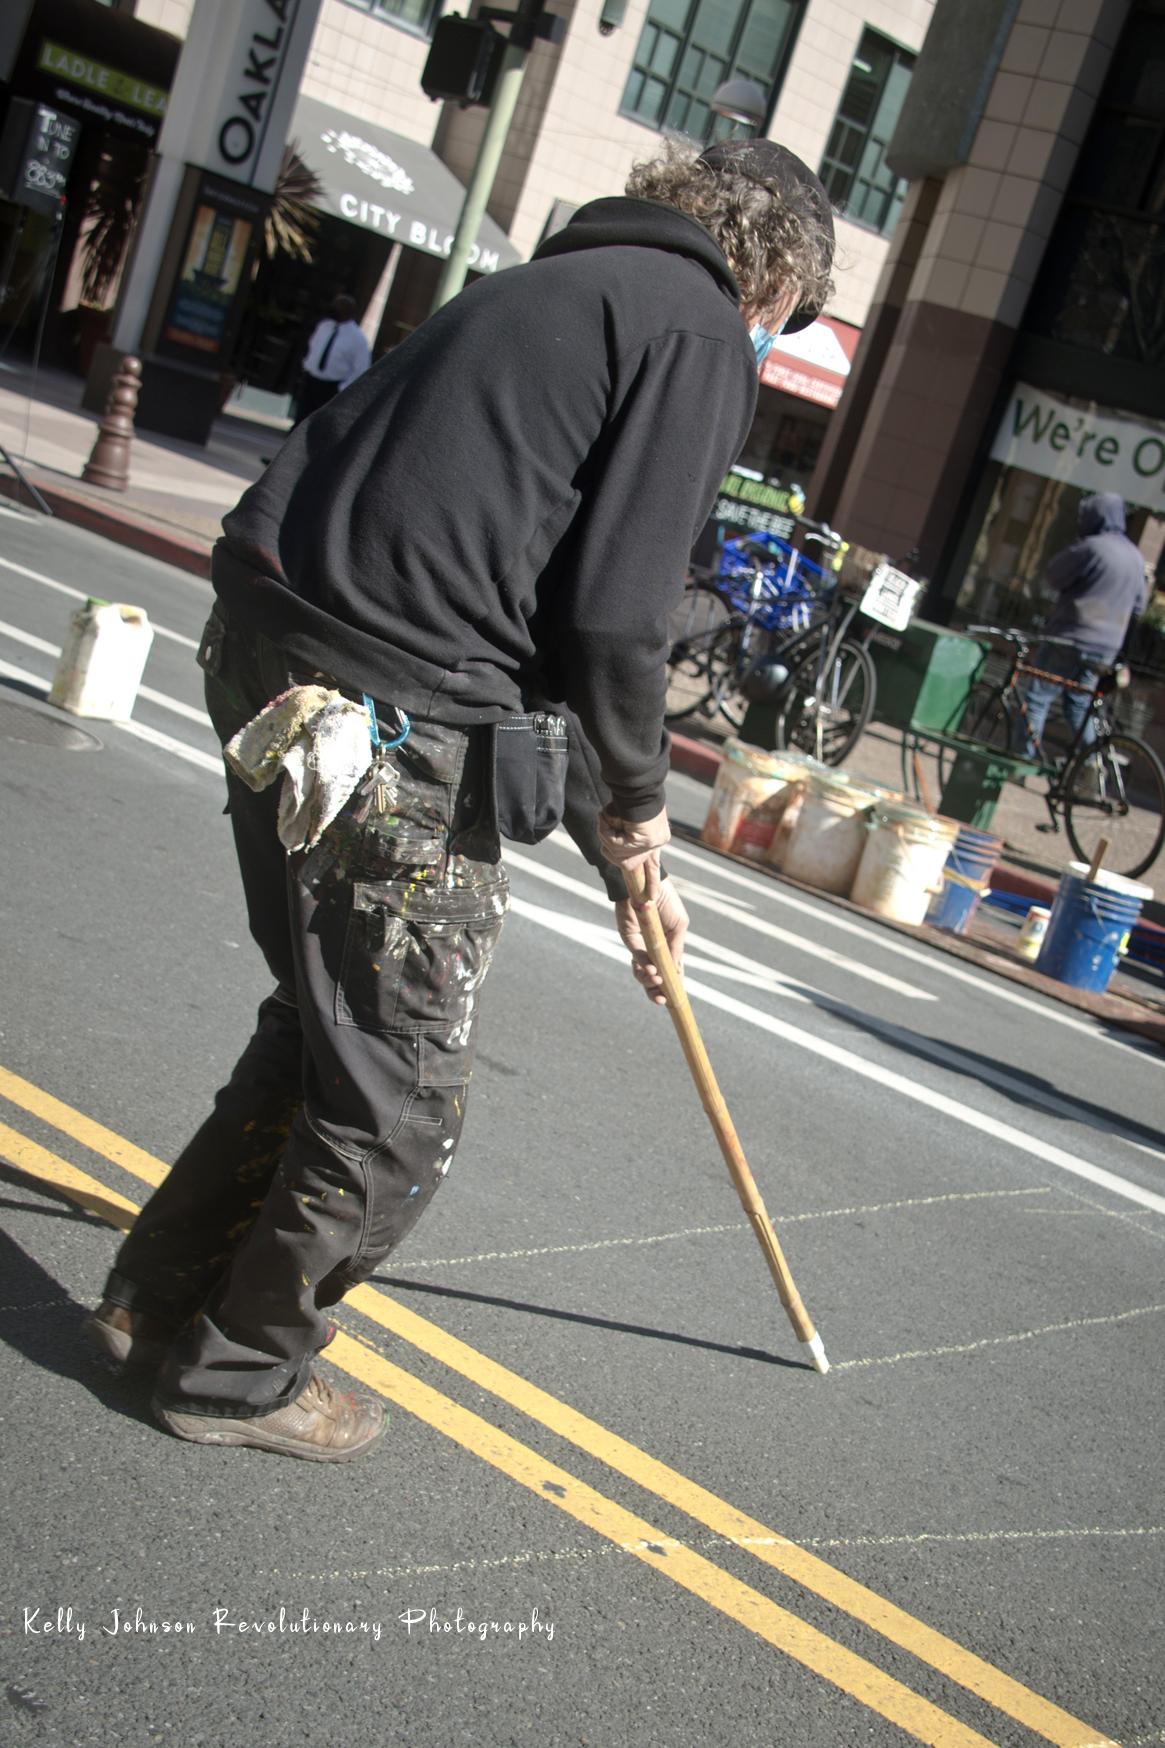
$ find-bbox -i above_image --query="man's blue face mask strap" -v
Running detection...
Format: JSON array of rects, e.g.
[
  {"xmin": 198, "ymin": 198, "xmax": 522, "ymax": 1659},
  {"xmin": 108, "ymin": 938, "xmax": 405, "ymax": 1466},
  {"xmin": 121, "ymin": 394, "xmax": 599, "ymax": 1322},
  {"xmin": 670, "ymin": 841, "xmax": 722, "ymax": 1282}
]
[{"xmin": 750, "ymin": 322, "xmax": 784, "ymax": 367}]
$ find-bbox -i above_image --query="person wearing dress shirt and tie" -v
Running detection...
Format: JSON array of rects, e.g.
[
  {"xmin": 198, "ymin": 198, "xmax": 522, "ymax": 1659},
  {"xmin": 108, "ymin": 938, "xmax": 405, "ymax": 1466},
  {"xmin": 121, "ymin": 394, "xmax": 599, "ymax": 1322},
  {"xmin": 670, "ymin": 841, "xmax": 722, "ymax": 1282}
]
[{"xmin": 293, "ymin": 293, "xmax": 372, "ymax": 424}]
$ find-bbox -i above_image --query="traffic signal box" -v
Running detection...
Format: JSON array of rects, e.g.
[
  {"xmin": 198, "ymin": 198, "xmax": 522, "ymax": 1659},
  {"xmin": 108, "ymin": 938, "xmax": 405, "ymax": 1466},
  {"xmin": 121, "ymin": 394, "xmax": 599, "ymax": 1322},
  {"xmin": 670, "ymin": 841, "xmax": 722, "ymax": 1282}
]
[
  {"xmin": 422, "ymin": 16, "xmax": 503, "ymax": 106},
  {"xmin": 422, "ymin": 3, "xmax": 566, "ymax": 107}
]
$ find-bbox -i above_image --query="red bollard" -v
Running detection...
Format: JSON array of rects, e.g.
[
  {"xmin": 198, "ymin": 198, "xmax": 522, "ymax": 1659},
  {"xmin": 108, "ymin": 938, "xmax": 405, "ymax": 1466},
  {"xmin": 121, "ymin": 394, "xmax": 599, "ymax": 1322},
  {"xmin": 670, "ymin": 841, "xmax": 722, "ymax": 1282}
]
[{"xmin": 82, "ymin": 355, "xmax": 141, "ymax": 492}]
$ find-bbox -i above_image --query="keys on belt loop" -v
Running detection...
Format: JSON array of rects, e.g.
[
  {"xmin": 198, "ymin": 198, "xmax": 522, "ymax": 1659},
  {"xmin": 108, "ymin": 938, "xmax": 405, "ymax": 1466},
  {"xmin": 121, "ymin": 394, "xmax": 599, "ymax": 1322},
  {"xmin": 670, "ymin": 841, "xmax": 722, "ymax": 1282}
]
[{"xmin": 355, "ymin": 695, "xmax": 410, "ymax": 822}]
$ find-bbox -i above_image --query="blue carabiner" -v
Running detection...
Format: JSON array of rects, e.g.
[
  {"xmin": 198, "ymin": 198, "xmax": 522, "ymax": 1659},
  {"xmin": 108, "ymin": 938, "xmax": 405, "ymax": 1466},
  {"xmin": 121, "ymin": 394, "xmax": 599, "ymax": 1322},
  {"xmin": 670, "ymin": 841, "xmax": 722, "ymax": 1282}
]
[{"xmin": 363, "ymin": 694, "xmax": 410, "ymax": 751}]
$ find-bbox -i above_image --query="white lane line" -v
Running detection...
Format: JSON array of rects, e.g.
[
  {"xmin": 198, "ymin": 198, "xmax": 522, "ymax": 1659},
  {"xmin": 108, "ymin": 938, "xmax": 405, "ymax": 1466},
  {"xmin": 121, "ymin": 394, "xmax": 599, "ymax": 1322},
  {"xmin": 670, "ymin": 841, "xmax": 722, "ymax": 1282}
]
[
  {"xmin": 658, "ymin": 837, "xmax": 1153, "ymax": 1050},
  {"xmin": 0, "ymin": 655, "xmax": 50, "ymax": 690},
  {"xmin": 513, "ymin": 849, "xmax": 1165, "ymax": 1166},
  {"xmin": 859, "ymin": 1017, "xmax": 1165, "ymax": 1169},
  {"xmin": 505, "ymin": 849, "xmax": 935, "ymax": 1002},
  {"xmin": 116, "ymin": 718, "xmax": 221, "ymax": 773},
  {"xmin": 0, "ymin": 655, "xmax": 221, "ymax": 774},
  {"xmin": 682, "ymin": 953, "xmax": 810, "ymax": 1001},
  {"xmin": 508, "ymin": 892, "xmax": 1165, "ymax": 1217},
  {"xmin": 0, "ymin": 618, "xmax": 58, "ymax": 654},
  {"xmin": 135, "ymin": 684, "xmax": 212, "ymax": 725},
  {"xmin": 0, "ymin": 620, "xmax": 212, "ymax": 725},
  {"xmin": 834, "ymin": 1299, "xmax": 1165, "ymax": 1373},
  {"xmin": 0, "ymin": 553, "xmax": 201, "ymax": 646},
  {"xmin": 668, "ymin": 874, "xmax": 934, "ymax": 1002}
]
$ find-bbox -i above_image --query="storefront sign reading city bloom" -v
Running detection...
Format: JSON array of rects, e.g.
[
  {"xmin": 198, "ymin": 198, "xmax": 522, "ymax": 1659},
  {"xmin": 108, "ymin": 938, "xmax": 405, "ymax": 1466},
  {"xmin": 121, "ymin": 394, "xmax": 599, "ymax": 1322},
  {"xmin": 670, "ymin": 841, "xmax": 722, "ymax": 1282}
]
[
  {"xmin": 292, "ymin": 95, "xmax": 521, "ymax": 274},
  {"xmin": 991, "ymin": 383, "xmax": 1165, "ymax": 508}
]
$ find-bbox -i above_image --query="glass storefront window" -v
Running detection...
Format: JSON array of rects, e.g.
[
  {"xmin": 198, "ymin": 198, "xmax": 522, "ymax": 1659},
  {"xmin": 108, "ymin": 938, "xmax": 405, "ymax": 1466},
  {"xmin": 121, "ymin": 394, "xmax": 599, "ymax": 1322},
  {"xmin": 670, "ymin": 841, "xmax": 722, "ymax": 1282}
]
[
  {"xmin": 1024, "ymin": 0, "xmax": 1165, "ymax": 367},
  {"xmin": 619, "ymin": 0, "xmax": 803, "ymax": 142},
  {"xmin": 955, "ymin": 426, "xmax": 1165, "ymax": 640},
  {"xmin": 954, "ymin": 454, "xmax": 1165, "ymax": 740}
]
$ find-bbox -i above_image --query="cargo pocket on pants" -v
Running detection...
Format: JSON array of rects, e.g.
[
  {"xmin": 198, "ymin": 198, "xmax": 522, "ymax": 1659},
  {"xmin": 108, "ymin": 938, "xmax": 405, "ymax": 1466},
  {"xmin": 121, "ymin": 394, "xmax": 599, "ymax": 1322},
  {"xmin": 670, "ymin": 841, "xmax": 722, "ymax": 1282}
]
[{"xmin": 335, "ymin": 875, "xmax": 508, "ymax": 1034}]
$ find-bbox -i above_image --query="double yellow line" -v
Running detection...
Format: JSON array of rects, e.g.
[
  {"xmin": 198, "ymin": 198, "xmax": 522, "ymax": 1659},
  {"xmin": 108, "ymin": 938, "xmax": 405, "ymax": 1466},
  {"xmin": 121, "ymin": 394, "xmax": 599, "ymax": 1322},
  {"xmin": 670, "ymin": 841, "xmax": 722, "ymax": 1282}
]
[{"xmin": 0, "ymin": 1064, "xmax": 1120, "ymax": 1748}]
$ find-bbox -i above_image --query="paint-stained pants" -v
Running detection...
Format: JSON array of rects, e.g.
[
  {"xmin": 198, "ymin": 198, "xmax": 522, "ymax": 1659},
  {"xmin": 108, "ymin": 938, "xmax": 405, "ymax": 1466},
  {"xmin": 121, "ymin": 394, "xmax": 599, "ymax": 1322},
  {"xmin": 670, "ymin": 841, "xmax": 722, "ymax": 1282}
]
[{"xmin": 105, "ymin": 610, "xmax": 507, "ymax": 1414}]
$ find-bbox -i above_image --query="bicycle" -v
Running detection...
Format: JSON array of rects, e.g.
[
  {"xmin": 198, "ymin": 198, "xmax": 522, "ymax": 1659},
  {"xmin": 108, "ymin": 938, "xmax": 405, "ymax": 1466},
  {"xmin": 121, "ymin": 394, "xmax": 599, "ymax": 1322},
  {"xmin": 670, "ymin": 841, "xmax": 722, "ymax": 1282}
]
[
  {"xmin": 664, "ymin": 520, "xmax": 878, "ymax": 767},
  {"xmin": 911, "ymin": 624, "xmax": 1165, "ymax": 880}
]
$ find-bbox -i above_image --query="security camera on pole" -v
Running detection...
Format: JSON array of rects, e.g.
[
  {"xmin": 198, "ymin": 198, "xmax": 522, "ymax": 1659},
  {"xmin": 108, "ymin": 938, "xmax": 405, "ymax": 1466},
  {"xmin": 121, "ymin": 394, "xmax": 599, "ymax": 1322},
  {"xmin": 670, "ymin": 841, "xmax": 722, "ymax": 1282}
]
[{"xmin": 422, "ymin": 0, "xmax": 566, "ymax": 314}]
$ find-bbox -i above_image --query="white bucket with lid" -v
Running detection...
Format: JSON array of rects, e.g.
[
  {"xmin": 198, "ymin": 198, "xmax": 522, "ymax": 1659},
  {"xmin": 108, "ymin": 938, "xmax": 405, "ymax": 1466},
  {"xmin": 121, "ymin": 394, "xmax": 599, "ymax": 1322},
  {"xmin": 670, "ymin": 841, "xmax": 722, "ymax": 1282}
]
[
  {"xmin": 850, "ymin": 800, "xmax": 960, "ymax": 924},
  {"xmin": 1064, "ymin": 861, "xmax": 1153, "ymax": 899},
  {"xmin": 778, "ymin": 773, "xmax": 881, "ymax": 893},
  {"xmin": 48, "ymin": 600, "xmax": 154, "ymax": 721}
]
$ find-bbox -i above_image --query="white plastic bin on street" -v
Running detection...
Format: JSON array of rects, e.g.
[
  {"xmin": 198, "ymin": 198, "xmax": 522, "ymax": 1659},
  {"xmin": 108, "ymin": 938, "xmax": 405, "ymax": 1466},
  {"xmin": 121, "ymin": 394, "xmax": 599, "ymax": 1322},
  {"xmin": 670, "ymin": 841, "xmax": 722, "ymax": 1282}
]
[{"xmin": 48, "ymin": 601, "xmax": 154, "ymax": 722}]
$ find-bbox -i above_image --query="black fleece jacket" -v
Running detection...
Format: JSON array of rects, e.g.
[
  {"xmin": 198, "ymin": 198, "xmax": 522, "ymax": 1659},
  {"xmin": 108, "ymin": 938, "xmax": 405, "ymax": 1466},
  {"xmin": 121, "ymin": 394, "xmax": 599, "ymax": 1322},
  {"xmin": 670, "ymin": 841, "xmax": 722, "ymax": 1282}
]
[{"xmin": 215, "ymin": 197, "xmax": 757, "ymax": 826}]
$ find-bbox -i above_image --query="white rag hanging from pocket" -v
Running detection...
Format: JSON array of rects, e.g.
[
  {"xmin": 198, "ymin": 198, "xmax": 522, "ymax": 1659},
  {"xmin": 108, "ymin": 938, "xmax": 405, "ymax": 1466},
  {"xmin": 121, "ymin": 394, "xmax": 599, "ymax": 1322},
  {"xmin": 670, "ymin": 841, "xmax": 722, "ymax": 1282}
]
[{"xmin": 224, "ymin": 684, "xmax": 373, "ymax": 852}]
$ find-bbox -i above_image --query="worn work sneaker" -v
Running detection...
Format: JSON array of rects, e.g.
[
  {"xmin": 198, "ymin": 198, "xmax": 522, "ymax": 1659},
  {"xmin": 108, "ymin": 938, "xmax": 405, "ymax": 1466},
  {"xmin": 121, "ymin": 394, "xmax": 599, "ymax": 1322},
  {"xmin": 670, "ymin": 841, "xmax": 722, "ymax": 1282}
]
[
  {"xmin": 83, "ymin": 1299, "xmax": 177, "ymax": 1368},
  {"xmin": 152, "ymin": 1371, "xmax": 387, "ymax": 1462}
]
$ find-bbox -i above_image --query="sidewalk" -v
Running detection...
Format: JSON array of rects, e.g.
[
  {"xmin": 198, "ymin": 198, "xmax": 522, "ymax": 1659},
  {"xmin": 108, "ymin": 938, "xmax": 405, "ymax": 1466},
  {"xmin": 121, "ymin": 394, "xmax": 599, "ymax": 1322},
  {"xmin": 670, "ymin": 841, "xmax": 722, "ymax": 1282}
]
[{"xmin": 0, "ymin": 359, "xmax": 279, "ymax": 574}]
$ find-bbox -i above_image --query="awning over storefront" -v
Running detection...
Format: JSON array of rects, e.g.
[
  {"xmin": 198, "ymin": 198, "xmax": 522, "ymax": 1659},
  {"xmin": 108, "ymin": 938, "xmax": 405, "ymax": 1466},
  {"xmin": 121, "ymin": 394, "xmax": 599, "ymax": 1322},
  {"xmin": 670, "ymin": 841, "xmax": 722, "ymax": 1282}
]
[
  {"xmin": 760, "ymin": 315, "xmax": 860, "ymax": 408},
  {"xmin": 290, "ymin": 94, "xmax": 522, "ymax": 275}
]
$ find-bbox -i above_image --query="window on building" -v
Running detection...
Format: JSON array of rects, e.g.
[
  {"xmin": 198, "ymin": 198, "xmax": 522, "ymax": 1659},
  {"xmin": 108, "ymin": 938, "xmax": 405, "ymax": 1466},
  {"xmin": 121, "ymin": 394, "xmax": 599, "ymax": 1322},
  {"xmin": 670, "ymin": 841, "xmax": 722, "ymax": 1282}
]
[
  {"xmin": 818, "ymin": 28, "xmax": 915, "ymax": 236},
  {"xmin": 620, "ymin": 0, "xmax": 804, "ymax": 143},
  {"xmin": 1024, "ymin": 0, "xmax": 1165, "ymax": 367},
  {"xmin": 342, "ymin": 0, "xmax": 443, "ymax": 39}
]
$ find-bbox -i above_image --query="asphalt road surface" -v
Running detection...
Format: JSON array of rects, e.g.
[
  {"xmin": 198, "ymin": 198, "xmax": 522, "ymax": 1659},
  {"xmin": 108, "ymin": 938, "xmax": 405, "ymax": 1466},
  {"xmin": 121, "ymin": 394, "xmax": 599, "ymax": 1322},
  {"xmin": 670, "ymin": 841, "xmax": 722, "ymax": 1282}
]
[{"xmin": 1, "ymin": 504, "xmax": 1163, "ymax": 1748}]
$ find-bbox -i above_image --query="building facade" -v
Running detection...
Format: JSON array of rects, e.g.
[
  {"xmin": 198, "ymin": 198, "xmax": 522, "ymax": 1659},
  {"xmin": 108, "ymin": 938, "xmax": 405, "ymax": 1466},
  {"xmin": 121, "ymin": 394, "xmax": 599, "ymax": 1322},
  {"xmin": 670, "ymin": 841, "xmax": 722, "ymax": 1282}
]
[
  {"xmin": 810, "ymin": 0, "xmax": 1165, "ymax": 652},
  {"xmin": 3, "ymin": 0, "xmax": 939, "ymax": 466}
]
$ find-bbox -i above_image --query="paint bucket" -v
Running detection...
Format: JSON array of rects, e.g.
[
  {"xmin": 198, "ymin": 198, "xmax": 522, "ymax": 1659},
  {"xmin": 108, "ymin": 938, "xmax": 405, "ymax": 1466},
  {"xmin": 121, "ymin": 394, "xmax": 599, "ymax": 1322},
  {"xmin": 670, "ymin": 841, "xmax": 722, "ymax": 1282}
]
[
  {"xmin": 1016, "ymin": 905, "xmax": 1051, "ymax": 961},
  {"xmin": 851, "ymin": 801, "xmax": 960, "ymax": 924},
  {"xmin": 730, "ymin": 749, "xmax": 825, "ymax": 860},
  {"xmin": 702, "ymin": 739, "xmax": 823, "ymax": 854},
  {"xmin": 48, "ymin": 600, "xmax": 154, "ymax": 721},
  {"xmin": 1034, "ymin": 861, "xmax": 1153, "ymax": 992},
  {"xmin": 778, "ymin": 773, "xmax": 881, "ymax": 894},
  {"xmin": 925, "ymin": 824, "xmax": 1005, "ymax": 933}
]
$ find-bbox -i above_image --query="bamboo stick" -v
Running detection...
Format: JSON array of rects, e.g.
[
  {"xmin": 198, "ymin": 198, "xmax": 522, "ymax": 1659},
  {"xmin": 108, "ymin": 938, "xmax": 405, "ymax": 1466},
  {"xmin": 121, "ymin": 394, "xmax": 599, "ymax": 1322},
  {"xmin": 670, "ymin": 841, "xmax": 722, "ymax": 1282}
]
[{"xmin": 624, "ymin": 863, "xmax": 829, "ymax": 1373}]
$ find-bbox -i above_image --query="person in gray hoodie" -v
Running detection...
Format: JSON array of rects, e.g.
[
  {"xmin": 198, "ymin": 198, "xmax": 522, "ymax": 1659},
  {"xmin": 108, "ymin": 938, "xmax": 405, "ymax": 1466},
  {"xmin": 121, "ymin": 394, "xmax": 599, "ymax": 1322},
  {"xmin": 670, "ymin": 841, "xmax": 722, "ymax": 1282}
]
[{"xmin": 1016, "ymin": 492, "xmax": 1148, "ymax": 757}]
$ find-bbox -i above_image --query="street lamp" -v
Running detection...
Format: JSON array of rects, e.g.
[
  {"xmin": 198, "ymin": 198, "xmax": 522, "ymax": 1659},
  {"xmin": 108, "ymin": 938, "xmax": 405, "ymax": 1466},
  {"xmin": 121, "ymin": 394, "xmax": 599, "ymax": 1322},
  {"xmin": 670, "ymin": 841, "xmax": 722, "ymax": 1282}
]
[{"xmin": 709, "ymin": 75, "xmax": 767, "ymax": 135}]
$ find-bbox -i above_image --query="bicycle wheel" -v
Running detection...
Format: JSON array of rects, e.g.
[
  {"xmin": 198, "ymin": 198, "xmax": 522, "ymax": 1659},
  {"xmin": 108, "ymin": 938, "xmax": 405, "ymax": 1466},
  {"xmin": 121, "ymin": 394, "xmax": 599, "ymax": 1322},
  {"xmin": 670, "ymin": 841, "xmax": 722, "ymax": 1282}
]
[
  {"xmin": 1064, "ymin": 733, "xmax": 1165, "ymax": 880},
  {"xmin": 936, "ymin": 685, "xmax": 1015, "ymax": 788},
  {"xmin": 664, "ymin": 588, "xmax": 736, "ymax": 723},
  {"xmin": 776, "ymin": 637, "xmax": 875, "ymax": 766},
  {"xmin": 712, "ymin": 652, "xmax": 754, "ymax": 732}
]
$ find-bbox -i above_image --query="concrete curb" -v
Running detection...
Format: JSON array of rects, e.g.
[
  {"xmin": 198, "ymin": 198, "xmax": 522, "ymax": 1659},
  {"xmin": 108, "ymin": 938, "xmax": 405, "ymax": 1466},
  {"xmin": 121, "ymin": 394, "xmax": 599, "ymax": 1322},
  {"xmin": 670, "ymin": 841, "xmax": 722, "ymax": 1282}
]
[
  {"xmin": 0, "ymin": 471, "xmax": 213, "ymax": 580},
  {"xmin": 669, "ymin": 732, "xmax": 722, "ymax": 784}
]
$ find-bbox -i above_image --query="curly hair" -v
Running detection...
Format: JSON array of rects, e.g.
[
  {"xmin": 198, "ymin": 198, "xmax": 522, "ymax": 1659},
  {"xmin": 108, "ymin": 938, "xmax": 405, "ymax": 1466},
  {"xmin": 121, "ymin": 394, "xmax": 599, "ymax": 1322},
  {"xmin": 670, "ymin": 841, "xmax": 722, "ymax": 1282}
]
[{"xmin": 624, "ymin": 139, "xmax": 834, "ymax": 321}]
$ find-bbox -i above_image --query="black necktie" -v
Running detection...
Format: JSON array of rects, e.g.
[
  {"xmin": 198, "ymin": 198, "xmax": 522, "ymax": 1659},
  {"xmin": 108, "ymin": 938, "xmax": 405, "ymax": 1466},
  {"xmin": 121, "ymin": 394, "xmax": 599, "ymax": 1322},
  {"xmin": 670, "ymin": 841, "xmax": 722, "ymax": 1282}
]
[{"xmin": 317, "ymin": 322, "xmax": 340, "ymax": 376}]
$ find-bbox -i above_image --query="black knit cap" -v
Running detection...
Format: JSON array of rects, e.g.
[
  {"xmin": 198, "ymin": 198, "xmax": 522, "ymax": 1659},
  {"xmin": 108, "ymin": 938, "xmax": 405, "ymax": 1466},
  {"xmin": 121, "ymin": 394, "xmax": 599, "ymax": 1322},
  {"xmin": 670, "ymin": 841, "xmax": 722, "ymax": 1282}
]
[{"xmin": 697, "ymin": 138, "xmax": 834, "ymax": 332}]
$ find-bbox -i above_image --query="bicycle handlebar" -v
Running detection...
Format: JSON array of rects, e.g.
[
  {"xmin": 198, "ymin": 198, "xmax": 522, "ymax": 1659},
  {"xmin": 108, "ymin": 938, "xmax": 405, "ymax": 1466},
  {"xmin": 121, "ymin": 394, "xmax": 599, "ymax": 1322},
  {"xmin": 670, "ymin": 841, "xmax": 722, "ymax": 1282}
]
[{"xmin": 966, "ymin": 624, "xmax": 1084, "ymax": 654}]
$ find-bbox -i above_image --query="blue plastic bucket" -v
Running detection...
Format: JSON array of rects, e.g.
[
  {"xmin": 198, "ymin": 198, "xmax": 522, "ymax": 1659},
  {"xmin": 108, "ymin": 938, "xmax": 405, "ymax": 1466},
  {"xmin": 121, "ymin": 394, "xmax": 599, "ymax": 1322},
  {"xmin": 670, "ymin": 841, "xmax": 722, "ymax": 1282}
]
[
  {"xmin": 1034, "ymin": 861, "xmax": 1153, "ymax": 992},
  {"xmin": 926, "ymin": 825, "xmax": 1004, "ymax": 933}
]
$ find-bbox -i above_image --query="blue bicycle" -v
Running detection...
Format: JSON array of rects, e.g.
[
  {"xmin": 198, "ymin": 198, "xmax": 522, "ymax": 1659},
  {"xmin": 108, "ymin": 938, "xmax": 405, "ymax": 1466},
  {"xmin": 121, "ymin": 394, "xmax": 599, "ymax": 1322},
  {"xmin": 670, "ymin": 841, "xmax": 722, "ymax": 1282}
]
[{"xmin": 665, "ymin": 522, "xmax": 878, "ymax": 766}]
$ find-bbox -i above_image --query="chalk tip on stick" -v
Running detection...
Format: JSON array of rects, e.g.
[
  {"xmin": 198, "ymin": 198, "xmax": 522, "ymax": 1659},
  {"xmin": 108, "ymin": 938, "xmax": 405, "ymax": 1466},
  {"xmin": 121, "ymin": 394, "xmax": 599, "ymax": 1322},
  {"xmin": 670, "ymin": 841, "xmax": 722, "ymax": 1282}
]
[{"xmin": 801, "ymin": 1330, "xmax": 830, "ymax": 1374}]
